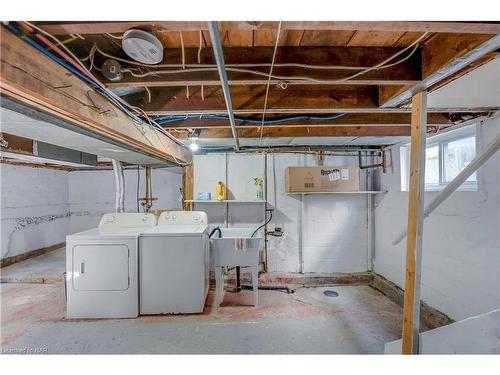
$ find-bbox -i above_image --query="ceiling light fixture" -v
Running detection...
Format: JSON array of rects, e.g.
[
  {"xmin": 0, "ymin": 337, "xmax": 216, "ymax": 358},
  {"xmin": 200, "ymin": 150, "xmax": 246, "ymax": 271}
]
[
  {"xmin": 121, "ymin": 29, "xmax": 164, "ymax": 65},
  {"xmin": 188, "ymin": 129, "xmax": 201, "ymax": 152},
  {"xmin": 189, "ymin": 141, "xmax": 199, "ymax": 152}
]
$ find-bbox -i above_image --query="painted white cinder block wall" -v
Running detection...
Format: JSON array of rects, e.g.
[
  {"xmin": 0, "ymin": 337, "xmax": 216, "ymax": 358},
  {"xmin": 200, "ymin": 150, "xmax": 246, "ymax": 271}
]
[
  {"xmin": 0, "ymin": 165, "xmax": 183, "ymax": 259},
  {"xmin": 1, "ymin": 164, "xmax": 70, "ymax": 259},
  {"xmin": 193, "ymin": 152, "xmax": 369, "ymax": 273},
  {"xmin": 374, "ymin": 116, "xmax": 500, "ymax": 321},
  {"xmin": 68, "ymin": 167, "xmax": 183, "ymax": 233}
]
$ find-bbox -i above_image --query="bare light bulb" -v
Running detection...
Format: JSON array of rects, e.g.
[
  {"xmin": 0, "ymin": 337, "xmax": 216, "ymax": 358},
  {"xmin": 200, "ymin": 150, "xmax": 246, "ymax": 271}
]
[{"xmin": 189, "ymin": 141, "xmax": 199, "ymax": 151}]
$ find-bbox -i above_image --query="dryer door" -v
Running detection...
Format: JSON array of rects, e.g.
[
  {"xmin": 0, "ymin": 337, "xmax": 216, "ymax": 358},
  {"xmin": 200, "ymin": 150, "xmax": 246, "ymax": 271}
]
[{"xmin": 72, "ymin": 244, "xmax": 130, "ymax": 291}]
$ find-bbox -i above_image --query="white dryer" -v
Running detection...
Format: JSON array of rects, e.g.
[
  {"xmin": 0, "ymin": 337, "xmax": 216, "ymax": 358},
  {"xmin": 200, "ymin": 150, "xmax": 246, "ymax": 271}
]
[
  {"xmin": 139, "ymin": 211, "xmax": 209, "ymax": 314},
  {"xmin": 65, "ymin": 212, "xmax": 157, "ymax": 319}
]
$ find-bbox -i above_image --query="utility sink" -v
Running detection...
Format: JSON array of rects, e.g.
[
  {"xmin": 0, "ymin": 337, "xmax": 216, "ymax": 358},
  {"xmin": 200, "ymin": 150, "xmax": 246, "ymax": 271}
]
[
  {"xmin": 211, "ymin": 227, "xmax": 263, "ymax": 307},
  {"xmin": 211, "ymin": 227, "xmax": 263, "ymax": 267}
]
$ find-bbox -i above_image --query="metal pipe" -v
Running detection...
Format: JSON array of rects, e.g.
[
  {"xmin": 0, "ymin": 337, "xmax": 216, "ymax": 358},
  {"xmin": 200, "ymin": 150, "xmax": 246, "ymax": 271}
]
[
  {"xmin": 263, "ymin": 151, "xmax": 268, "ymax": 273},
  {"xmin": 112, "ymin": 159, "xmax": 125, "ymax": 213},
  {"xmin": 207, "ymin": 21, "xmax": 240, "ymax": 151},
  {"xmin": 393, "ymin": 132, "xmax": 500, "ymax": 245}
]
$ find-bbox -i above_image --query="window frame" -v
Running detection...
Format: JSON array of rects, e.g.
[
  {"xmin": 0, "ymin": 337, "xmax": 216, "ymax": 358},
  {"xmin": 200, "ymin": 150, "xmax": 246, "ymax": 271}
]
[{"xmin": 400, "ymin": 125, "xmax": 478, "ymax": 192}]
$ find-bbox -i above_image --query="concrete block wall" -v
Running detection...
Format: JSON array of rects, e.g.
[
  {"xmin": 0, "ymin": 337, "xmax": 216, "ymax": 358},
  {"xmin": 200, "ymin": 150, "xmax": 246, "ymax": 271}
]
[
  {"xmin": 69, "ymin": 167, "xmax": 183, "ymax": 233},
  {"xmin": 373, "ymin": 117, "xmax": 500, "ymax": 321},
  {"xmin": 193, "ymin": 152, "xmax": 370, "ymax": 273},
  {"xmin": 1, "ymin": 165, "xmax": 183, "ymax": 260},
  {"xmin": 1, "ymin": 164, "xmax": 70, "ymax": 259}
]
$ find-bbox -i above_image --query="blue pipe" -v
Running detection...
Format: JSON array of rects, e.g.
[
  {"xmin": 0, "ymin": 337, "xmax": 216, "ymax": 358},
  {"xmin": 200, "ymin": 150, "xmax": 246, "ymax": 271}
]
[{"xmin": 154, "ymin": 113, "xmax": 347, "ymax": 125}]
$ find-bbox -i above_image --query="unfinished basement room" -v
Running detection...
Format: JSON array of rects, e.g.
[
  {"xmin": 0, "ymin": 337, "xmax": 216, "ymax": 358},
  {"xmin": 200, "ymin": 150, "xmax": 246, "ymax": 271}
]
[{"xmin": 1, "ymin": 2, "xmax": 499, "ymax": 371}]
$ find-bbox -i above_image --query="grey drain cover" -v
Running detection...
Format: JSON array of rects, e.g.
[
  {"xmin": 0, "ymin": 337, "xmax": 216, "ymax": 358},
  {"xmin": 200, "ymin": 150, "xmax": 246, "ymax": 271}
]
[{"xmin": 323, "ymin": 290, "xmax": 339, "ymax": 297}]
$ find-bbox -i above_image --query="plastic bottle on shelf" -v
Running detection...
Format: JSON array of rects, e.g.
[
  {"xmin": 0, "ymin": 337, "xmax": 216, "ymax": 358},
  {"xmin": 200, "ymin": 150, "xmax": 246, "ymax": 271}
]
[{"xmin": 216, "ymin": 181, "xmax": 225, "ymax": 201}]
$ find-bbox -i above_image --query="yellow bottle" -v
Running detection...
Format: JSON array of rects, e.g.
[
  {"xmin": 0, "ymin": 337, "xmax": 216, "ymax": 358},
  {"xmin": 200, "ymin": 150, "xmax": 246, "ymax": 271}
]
[{"xmin": 216, "ymin": 181, "xmax": 225, "ymax": 201}]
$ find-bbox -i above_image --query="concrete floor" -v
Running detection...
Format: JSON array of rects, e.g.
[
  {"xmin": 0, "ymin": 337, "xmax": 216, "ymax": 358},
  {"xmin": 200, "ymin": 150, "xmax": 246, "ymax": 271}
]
[
  {"xmin": 1, "ymin": 249, "xmax": 404, "ymax": 354},
  {"xmin": 1, "ymin": 247, "xmax": 65, "ymax": 284}
]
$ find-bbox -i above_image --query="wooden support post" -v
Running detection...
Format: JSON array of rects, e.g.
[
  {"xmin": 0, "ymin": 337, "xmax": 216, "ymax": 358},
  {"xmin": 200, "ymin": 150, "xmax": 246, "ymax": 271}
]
[
  {"xmin": 182, "ymin": 164, "xmax": 194, "ymax": 211},
  {"xmin": 401, "ymin": 90, "xmax": 427, "ymax": 354}
]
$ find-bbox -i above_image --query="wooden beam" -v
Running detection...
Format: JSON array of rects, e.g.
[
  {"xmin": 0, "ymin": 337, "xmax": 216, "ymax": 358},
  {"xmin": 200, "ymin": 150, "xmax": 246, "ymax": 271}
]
[
  {"xmin": 402, "ymin": 91, "xmax": 427, "ymax": 354},
  {"xmin": 141, "ymin": 85, "xmax": 379, "ymax": 114},
  {"xmin": 0, "ymin": 28, "xmax": 189, "ymax": 164},
  {"xmin": 380, "ymin": 33, "xmax": 500, "ymax": 107},
  {"xmin": 160, "ymin": 113, "xmax": 453, "ymax": 129},
  {"xmin": 175, "ymin": 126, "xmax": 413, "ymax": 138},
  {"xmin": 35, "ymin": 21, "xmax": 500, "ymax": 35},
  {"xmin": 104, "ymin": 46, "xmax": 421, "ymax": 87}
]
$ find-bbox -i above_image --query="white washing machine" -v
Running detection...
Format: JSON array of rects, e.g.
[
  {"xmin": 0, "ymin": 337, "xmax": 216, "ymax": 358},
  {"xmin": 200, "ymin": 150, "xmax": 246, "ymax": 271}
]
[
  {"xmin": 139, "ymin": 211, "xmax": 209, "ymax": 314},
  {"xmin": 65, "ymin": 212, "xmax": 157, "ymax": 319}
]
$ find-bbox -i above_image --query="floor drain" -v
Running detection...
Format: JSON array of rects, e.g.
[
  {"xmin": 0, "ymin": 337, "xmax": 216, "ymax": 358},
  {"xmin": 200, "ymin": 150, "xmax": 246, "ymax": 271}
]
[{"xmin": 323, "ymin": 290, "xmax": 339, "ymax": 297}]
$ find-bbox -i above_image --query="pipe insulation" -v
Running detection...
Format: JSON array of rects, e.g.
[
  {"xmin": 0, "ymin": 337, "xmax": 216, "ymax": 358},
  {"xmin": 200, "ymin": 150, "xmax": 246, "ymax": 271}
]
[
  {"xmin": 112, "ymin": 159, "xmax": 125, "ymax": 213},
  {"xmin": 393, "ymin": 132, "xmax": 500, "ymax": 245}
]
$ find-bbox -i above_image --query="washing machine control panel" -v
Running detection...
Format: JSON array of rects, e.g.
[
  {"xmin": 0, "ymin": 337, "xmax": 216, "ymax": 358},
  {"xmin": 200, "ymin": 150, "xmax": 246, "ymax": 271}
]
[{"xmin": 158, "ymin": 211, "xmax": 207, "ymax": 225}]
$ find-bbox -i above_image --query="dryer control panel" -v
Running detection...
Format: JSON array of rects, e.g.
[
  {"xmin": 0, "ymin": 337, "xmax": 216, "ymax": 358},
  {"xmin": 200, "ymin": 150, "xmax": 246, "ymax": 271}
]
[{"xmin": 99, "ymin": 213, "xmax": 157, "ymax": 228}]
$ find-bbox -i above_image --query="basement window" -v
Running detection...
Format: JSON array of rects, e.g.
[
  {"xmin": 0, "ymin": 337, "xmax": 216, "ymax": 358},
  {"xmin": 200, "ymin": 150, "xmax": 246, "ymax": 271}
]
[{"xmin": 400, "ymin": 125, "xmax": 477, "ymax": 192}]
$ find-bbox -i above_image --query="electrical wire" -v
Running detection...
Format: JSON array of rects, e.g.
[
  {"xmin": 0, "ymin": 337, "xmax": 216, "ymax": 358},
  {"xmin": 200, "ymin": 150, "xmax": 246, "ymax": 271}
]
[
  {"xmin": 106, "ymin": 32, "xmax": 123, "ymax": 40},
  {"xmin": 197, "ymin": 30, "xmax": 203, "ymax": 64},
  {"xmin": 260, "ymin": 21, "xmax": 282, "ymax": 142},
  {"xmin": 87, "ymin": 42, "xmax": 386, "ymax": 71},
  {"xmin": 144, "ymin": 86, "xmax": 152, "ymax": 103},
  {"xmin": 19, "ymin": 22, "xmax": 143, "ymax": 120},
  {"xmin": 88, "ymin": 35, "xmax": 426, "ymax": 85}
]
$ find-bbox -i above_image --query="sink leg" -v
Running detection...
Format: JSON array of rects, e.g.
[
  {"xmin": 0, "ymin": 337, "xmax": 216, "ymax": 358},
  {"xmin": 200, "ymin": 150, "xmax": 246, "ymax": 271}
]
[
  {"xmin": 251, "ymin": 266, "xmax": 258, "ymax": 307},
  {"xmin": 215, "ymin": 266, "xmax": 225, "ymax": 307}
]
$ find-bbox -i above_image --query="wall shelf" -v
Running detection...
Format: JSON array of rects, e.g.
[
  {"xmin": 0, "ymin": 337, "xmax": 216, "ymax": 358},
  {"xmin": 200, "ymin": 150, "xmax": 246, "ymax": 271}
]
[
  {"xmin": 185, "ymin": 199, "xmax": 266, "ymax": 203},
  {"xmin": 287, "ymin": 191, "xmax": 387, "ymax": 195}
]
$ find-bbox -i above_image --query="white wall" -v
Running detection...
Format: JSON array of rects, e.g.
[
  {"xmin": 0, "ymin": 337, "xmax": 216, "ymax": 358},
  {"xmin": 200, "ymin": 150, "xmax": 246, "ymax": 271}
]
[
  {"xmin": 69, "ymin": 167, "xmax": 183, "ymax": 233},
  {"xmin": 0, "ymin": 165, "xmax": 183, "ymax": 259},
  {"xmin": 374, "ymin": 117, "xmax": 500, "ymax": 321},
  {"xmin": 193, "ymin": 152, "xmax": 370, "ymax": 273},
  {"xmin": 1, "ymin": 164, "xmax": 70, "ymax": 259},
  {"xmin": 385, "ymin": 308, "xmax": 500, "ymax": 354}
]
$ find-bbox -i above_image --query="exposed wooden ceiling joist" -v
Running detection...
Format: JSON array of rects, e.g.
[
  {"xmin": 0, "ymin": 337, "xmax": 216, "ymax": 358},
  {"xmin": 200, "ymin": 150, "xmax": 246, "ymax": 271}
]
[
  {"xmin": 138, "ymin": 85, "xmax": 495, "ymax": 115},
  {"xmin": 104, "ymin": 46, "xmax": 421, "ymax": 87},
  {"xmin": 177, "ymin": 126, "xmax": 414, "ymax": 138},
  {"xmin": 35, "ymin": 21, "xmax": 500, "ymax": 35},
  {"xmin": 140, "ymin": 85, "xmax": 379, "ymax": 114},
  {"xmin": 160, "ymin": 113, "xmax": 453, "ymax": 129}
]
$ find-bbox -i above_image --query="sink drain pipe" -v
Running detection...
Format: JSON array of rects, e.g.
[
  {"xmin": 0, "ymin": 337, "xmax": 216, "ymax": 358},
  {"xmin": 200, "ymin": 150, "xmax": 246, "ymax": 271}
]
[
  {"xmin": 241, "ymin": 284, "xmax": 295, "ymax": 294},
  {"xmin": 112, "ymin": 159, "xmax": 125, "ymax": 213}
]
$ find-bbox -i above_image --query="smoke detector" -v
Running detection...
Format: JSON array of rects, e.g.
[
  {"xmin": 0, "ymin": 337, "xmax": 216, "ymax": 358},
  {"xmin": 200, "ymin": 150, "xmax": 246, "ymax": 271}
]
[{"xmin": 121, "ymin": 29, "xmax": 164, "ymax": 64}]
